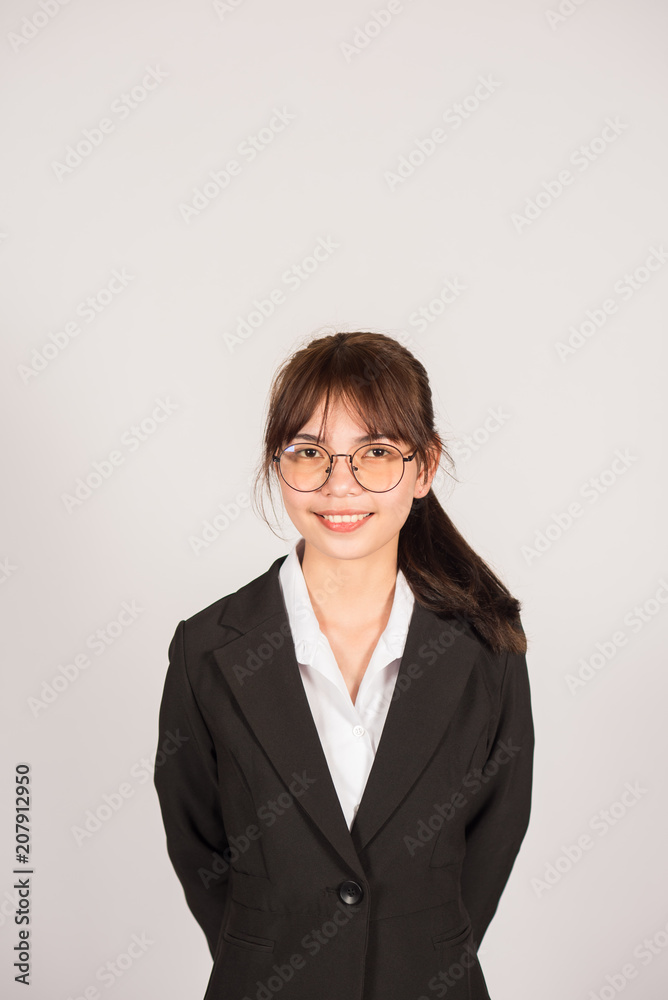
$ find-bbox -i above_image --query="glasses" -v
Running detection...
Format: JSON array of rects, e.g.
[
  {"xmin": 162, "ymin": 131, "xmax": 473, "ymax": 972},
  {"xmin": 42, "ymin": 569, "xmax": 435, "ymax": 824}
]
[{"xmin": 273, "ymin": 441, "xmax": 418, "ymax": 493}]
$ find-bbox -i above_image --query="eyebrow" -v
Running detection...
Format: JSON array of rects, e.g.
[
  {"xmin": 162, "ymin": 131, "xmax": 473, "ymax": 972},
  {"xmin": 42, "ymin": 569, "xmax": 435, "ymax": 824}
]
[{"xmin": 292, "ymin": 432, "xmax": 398, "ymax": 445}]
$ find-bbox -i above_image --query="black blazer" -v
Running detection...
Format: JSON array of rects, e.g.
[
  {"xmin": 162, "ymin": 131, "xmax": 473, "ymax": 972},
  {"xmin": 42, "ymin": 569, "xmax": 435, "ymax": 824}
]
[{"xmin": 154, "ymin": 553, "xmax": 534, "ymax": 1000}]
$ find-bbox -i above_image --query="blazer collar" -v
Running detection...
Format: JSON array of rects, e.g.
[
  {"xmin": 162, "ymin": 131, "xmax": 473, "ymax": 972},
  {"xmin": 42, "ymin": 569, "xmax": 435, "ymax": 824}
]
[
  {"xmin": 277, "ymin": 537, "xmax": 415, "ymax": 681},
  {"xmin": 212, "ymin": 555, "xmax": 480, "ymax": 881}
]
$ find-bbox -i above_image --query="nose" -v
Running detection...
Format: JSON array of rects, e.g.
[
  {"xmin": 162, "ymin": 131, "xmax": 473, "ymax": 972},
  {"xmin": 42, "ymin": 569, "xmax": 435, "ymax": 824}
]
[{"xmin": 322, "ymin": 454, "xmax": 362, "ymax": 493}]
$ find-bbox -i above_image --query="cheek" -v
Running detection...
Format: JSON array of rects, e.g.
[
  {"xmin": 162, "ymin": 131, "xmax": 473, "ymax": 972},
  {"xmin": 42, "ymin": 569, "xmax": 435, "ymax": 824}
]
[
  {"xmin": 377, "ymin": 487, "xmax": 415, "ymax": 527},
  {"xmin": 280, "ymin": 486, "xmax": 310, "ymax": 517}
]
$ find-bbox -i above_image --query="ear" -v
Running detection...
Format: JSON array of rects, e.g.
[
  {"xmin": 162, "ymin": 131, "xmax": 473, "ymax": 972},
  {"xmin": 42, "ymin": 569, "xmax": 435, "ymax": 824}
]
[{"xmin": 413, "ymin": 440, "xmax": 443, "ymax": 497}]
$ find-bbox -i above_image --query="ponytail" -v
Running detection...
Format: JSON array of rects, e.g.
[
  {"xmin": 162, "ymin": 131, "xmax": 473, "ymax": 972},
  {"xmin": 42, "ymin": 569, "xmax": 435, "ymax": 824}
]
[{"xmin": 398, "ymin": 491, "xmax": 526, "ymax": 655}]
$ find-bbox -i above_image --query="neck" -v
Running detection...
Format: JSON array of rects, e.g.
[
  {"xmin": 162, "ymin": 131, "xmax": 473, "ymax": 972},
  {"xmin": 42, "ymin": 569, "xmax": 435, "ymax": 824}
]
[{"xmin": 298, "ymin": 536, "xmax": 399, "ymax": 631}]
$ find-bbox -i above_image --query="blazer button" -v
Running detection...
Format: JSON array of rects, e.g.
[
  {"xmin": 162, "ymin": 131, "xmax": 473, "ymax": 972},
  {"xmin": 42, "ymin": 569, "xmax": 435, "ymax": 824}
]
[{"xmin": 338, "ymin": 880, "xmax": 364, "ymax": 905}]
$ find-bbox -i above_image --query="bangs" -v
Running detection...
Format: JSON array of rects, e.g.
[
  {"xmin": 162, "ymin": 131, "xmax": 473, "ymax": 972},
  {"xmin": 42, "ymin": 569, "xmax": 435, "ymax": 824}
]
[{"xmin": 268, "ymin": 343, "xmax": 423, "ymax": 453}]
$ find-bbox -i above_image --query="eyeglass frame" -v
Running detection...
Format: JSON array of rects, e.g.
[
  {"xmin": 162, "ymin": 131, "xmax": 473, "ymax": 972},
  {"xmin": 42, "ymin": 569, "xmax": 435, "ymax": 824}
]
[{"xmin": 272, "ymin": 440, "xmax": 420, "ymax": 493}]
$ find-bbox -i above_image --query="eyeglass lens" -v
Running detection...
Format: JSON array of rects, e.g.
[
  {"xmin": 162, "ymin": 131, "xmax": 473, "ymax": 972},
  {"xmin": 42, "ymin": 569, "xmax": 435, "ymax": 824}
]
[{"xmin": 278, "ymin": 442, "xmax": 405, "ymax": 492}]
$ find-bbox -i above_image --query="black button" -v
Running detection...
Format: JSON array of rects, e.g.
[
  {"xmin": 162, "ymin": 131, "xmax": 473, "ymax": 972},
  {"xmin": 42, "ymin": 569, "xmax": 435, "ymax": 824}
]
[{"xmin": 338, "ymin": 880, "xmax": 364, "ymax": 905}]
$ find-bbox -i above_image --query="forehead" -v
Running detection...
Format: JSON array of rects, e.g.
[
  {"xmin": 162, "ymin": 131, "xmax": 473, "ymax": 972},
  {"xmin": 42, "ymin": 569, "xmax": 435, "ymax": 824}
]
[
  {"xmin": 296, "ymin": 395, "xmax": 399, "ymax": 438},
  {"xmin": 291, "ymin": 431, "xmax": 397, "ymax": 445}
]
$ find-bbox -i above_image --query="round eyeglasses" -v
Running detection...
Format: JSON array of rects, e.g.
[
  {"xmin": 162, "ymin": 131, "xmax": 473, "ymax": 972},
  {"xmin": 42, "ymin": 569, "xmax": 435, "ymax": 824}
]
[{"xmin": 272, "ymin": 441, "xmax": 418, "ymax": 493}]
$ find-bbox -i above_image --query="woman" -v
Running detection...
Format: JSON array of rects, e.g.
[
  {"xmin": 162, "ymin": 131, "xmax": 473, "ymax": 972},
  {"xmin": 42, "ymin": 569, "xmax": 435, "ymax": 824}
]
[{"xmin": 154, "ymin": 330, "xmax": 534, "ymax": 1000}]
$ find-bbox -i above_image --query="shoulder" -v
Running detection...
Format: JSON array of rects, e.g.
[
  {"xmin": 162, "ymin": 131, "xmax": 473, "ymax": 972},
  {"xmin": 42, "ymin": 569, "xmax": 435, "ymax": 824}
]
[
  {"xmin": 449, "ymin": 611, "xmax": 528, "ymax": 706},
  {"xmin": 440, "ymin": 614, "xmax": 531, "ymax": 755},
  {"xmin": 177, "ymin": 553, "xmax": 288, "ymax": 655}
]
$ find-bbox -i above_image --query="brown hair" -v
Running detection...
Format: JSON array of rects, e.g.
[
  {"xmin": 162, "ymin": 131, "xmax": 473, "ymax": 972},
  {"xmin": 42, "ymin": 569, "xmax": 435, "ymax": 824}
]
[{"xmin": 251, "ymin": 331, "xmax": 527, "ymax": 656}]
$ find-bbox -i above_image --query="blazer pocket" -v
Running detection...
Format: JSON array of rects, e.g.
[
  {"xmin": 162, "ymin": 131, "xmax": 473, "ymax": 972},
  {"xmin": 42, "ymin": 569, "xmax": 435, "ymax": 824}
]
[
  {"xmin": 431, "ymin": 920, "xmax": 472, "ymax": 950},
  {"xmin": 230, "ymin": 868, "xmax": 275, "ymax": 911},
  {"xmin": 222, "ymin": 926, "xmax": 275, "ymax": 953}
]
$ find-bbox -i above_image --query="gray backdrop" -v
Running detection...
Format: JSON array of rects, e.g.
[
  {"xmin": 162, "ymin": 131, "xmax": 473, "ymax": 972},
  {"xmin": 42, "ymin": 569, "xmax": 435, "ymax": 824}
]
[{"xmin": 2, "ymin": 0, "xmax": 667, "ymax": 997}]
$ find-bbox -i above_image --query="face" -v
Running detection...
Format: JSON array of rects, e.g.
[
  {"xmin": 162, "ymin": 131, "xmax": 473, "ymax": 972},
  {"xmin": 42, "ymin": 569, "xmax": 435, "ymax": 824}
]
[{"xmin": 275, "ymin": 396, "xmax": 439, "ymax": 563}]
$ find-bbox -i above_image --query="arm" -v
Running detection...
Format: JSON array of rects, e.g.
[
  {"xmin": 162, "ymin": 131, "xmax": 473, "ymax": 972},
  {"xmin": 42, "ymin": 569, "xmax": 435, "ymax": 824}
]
[
  {"xmin": 153, "ymin": 619, "xmax": 230, "ymax": 959},
  {"xmin": 460, "ymin": 643, "xmax": 535, "ymax": 947}
]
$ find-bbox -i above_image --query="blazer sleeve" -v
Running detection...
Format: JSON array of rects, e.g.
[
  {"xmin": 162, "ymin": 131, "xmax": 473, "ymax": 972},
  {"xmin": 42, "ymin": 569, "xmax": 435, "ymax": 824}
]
[
  {"xmin": 153, "ymin": 619, "xmax": 230, "ymax": 959},
  {"xmin": 459, "ymin": 643, "xmax": 535, "ymax": 948}
]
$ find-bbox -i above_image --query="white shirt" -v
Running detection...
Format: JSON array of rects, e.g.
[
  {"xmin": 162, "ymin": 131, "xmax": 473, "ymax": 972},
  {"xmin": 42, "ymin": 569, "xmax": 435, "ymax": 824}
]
[{"xmin": 277, "ymin": 537, "xmax": 415, "ymax": 830}]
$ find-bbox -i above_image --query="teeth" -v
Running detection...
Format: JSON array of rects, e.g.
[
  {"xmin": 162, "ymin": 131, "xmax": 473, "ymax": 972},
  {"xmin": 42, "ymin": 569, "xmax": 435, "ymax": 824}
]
[{"xmin": 321, "ymin": 513, "xmax": 371, "ymax": 523}]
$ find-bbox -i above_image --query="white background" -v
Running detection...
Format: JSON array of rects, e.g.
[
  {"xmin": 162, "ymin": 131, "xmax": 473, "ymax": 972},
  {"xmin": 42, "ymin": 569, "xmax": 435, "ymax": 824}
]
[{"xmin": 2, "ymin": 0, "xmax": 668, "ymax": 997}]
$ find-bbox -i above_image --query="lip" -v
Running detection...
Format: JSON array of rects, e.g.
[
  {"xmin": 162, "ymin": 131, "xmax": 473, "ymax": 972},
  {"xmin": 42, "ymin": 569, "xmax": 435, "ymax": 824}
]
[{"xmin": 315, "ymin": 510, "xmax": 373, "ymax": 515}]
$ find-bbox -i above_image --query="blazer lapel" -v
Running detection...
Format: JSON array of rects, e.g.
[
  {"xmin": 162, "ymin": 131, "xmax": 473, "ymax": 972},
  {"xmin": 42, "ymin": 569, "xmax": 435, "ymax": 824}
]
[
  {"xmin": 212, "ymin": 555, "xmax": 480, "ymax": 878},
  {"xmin": 349, "ymin": 599, "xmax": 479, "ymax": 853}
]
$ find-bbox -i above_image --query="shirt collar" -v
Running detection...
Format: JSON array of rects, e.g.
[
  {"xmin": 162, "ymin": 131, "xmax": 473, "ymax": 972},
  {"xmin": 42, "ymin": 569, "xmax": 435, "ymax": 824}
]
[{"xmin": 277, "ymin": 537, "xmax": 415, "ymax": 672}]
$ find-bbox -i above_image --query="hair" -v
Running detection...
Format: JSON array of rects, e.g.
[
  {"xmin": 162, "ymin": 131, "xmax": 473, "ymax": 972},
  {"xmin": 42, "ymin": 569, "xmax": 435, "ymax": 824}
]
[{"xmin": 251, "ymin": 331, "xmax": 527, "ymax": 656}]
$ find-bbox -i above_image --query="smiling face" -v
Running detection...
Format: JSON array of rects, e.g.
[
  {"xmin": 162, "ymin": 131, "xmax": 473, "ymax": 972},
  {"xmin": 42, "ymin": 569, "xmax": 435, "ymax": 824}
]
[{"xmin": 275, "ymin": 394, "xmax": 438, "ymax": 564}]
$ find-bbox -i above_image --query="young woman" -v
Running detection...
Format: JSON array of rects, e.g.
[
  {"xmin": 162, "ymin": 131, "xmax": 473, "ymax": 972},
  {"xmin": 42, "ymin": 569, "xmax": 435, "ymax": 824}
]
[{"xmin": 154, "ymin": 330, "xmax": 534, "ymax": 1000}]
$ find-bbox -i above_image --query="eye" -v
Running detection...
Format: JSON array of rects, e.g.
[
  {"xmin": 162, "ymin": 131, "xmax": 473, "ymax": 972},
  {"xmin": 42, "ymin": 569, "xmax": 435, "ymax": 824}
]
[{"xmin": 284, "ymin": 444, "xmax": 326, "ymax": 459}]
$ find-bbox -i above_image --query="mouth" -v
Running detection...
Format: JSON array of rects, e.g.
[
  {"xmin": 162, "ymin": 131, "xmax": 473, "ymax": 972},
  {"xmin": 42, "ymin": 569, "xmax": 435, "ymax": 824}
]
[
  {"xmin": 313, "ymin": 511, "xmax": 374, "ymax": 531},
  {"xmin": 314, "ymin": 512, "xmax": 373, "ymax": 523}
]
